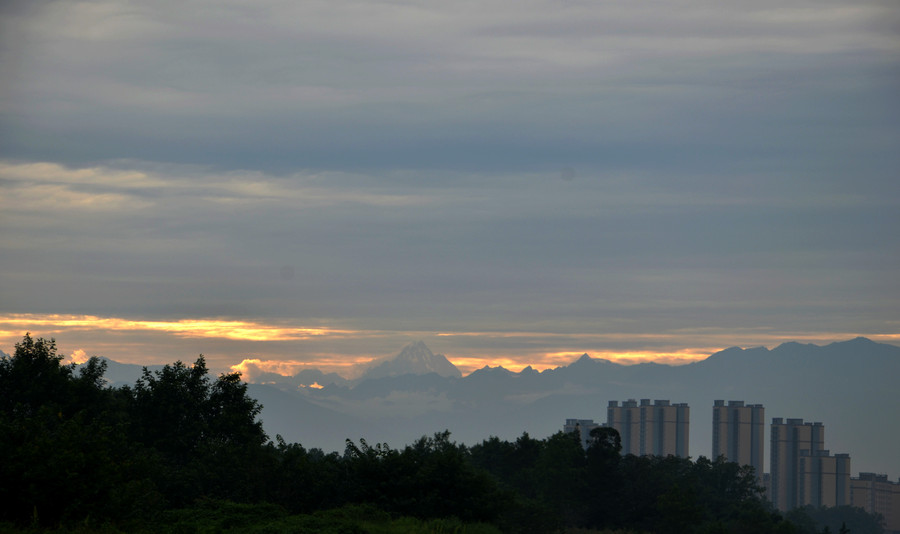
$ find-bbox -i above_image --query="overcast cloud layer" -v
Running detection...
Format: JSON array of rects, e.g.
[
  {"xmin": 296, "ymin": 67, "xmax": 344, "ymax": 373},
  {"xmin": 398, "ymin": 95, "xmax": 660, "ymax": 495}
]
[{"xmin": 1, "ymin": 0, "xmax": 898, "ymax": 372}]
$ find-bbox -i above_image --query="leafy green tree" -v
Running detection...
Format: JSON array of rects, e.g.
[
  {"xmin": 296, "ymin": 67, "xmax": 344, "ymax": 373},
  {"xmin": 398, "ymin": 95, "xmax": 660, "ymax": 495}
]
[
  {"xmin": 263, "ymin": 437, "xmax": 345, "ymax": 513},
  {"xmin": 690, "ymin": 455, "xmax": 767, "ymax": 528},
  {"xmin": 533, "ymin": 430, "xmax": 589, "ymax": 526},
  {"xmin": 587, "ymin": 426, "xmax": 622, "ymax": 457},
  {"xmin": 341, "ymin": 431, "xmax": 508, "ymax": 524},
  {"xmin": 470, "ymin": 435, "xmax": 518, "ymax": 482},
  {"xmin": 342, "ymin": 437, "xmax": 403, "ymax": 510},
  {"xmin": 125, "ymin": 356, "xmax": 268, "ymax": 505},
  {"xmin": 0, "ymin": 334, "xmax": 162, "ymax": 528},
  {"xmin": 403, "ymin": 432, "xmax": 494, "ymax": 521},
  {"xmin": 469, "ymin": 434, "xmax": 558, "ymax": 533},
  {"xmin": 786, "ymin": 507, "xmax": 825, "ymax": 534},
  {"xmin": 789, "ymin": 506, "xmax": 884, "ymax": 534},
  {"xmin": 507, "ymin": 432, "xmax": 546, "ymax": 500},
  {"xmin": 1, "ymin": 334, "xmax": 78, "ymax": 417},
  {"xmin": 584, "ymin": 427, "xmax": 624, "ymax": 528},
  {"xmin": 657, "ymin": 482, "xmax": 704, "ymax": 534}
]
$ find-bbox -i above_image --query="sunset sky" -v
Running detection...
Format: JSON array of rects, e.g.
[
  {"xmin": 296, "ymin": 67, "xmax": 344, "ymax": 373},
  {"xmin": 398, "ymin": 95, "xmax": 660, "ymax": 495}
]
[{"xmin": 1, "ymin": 0, "xmax": 898, "ymax": 377}]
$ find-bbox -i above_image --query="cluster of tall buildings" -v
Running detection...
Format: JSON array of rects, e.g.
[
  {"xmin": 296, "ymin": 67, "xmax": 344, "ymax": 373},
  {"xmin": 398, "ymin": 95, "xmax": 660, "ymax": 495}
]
[
  {"xmin": 565, "ymin": 398, "xmax": 693, "ymax": 459},
  {"xmin": 565, "ymin": 399, "xmax": 691, "ymax": 458},
  {"xmin": 607, "ymin": 399, "xmax": 690, "ymax": 457},
  {"xmin": 769, "ymin": 417, "xmax": 849, "ymax": 510},
  {"xmin": 565, "ymin": 399, "xmax": 900, "ymax": 533}
]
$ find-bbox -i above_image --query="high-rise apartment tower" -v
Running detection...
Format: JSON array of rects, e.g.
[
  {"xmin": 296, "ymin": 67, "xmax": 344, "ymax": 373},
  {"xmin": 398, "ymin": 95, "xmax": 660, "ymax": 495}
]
[
  {"xmin": 771, "ymin": 418, "xmax": 825, "ymax": 511},
  {"xmin": 607, "ymin": 399, "xmax": 689, "ymax": 458},
  {"xmin": 712, "ymin": 400, "xmax": 765, "ymax": 479},
  {"xmin": 798, "ymin": 450, "xmax": 851, "ymax": 508},
  {"xmin": 770, "ymin": 417, "xmax": 850, "ymax": 511}
]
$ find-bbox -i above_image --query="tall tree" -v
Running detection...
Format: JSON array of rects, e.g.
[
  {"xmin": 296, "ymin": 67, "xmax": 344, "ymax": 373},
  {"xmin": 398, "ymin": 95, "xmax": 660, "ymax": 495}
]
[
  {"xmin": 0, "ymin": 334, "xmax": 161, "ymax": 528},
  {"xmin": 125, "ymin": 356, "xmax": 268, "ymax": 504},
  {"xmin": 584, "ymin": 426, "xmax": 624, "ymax": 528}
]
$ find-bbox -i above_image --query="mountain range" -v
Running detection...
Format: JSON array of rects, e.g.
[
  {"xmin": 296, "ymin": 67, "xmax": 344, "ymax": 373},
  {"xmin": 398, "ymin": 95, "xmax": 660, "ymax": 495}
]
[{"xmin": 97, "ymin": 337, "xmax": 900, "ymax": 478}]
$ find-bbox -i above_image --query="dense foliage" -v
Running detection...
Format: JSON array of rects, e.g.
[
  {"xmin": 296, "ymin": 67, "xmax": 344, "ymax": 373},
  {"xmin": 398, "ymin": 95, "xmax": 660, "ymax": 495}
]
[{"xmin": 0, "ymin": 335, "xmax": 885, "ymax": 533}]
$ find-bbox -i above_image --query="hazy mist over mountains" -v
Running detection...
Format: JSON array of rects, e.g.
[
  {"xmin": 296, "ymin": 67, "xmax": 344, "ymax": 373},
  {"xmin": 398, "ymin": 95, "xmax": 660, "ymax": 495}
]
[{"xmin": 99, "ymin": 337, "xmax": 900, "ymax": 478}]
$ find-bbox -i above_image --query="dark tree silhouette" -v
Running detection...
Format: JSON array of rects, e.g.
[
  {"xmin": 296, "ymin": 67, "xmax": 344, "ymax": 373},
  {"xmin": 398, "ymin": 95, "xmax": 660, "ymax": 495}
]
[
  {"xmin": 0, "ymin": 334, "xmax": 161, "ymax": 528},
  {"xmin": 125, "ymin": 356, "xmax": 268, "ymax": 505}
]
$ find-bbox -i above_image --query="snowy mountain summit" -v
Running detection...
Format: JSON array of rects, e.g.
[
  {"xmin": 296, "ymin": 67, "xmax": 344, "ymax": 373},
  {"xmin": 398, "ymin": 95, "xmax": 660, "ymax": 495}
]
[{"xmin": 361, "ymin": 341, "xmax": 462, "ymax": 380}]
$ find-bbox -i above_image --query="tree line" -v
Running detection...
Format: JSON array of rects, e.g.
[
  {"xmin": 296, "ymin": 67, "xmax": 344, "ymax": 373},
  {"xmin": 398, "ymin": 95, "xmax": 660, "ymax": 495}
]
[{"xmin": 0, "ymin": 334, "xmax": 885, "ymax": 533}]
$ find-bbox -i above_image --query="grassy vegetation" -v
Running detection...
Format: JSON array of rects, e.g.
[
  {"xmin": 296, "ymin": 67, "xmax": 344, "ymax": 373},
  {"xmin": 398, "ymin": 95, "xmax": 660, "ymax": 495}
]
[{"xmin": 1, "ymin": 503, "xmax": 503, "ymax": 534}]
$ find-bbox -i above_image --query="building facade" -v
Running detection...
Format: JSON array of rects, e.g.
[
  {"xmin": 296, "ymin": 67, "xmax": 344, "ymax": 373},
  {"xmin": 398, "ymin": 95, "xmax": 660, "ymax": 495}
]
[
  {"xmin": 770, "ymin": 417, "xmax": 850, "ymax": 511},
  {"xmin": 564, "ymin": 418, "xmax": 600, "ymax": 449},
  {"xmin": 607, "ymin": 399, "xmax": 689, "ymax": 458},
  {"xmin": 712, "ymin": 400, "xmax": 765, "ymax": 479},
  {"xmin": 851, "ymin": 473, "xmax": 900, "ymax": 534},
  {"xmin": 770, "ymin": 418, "xmax": 825, "ymax": 511},
  {"xmin": 797, "ymin": 450, "xmax": 851, "ymax": 508}
]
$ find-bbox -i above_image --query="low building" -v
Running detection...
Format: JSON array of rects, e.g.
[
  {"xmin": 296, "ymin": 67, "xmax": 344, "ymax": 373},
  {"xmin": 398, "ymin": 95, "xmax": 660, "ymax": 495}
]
[
  {"xmin": 564, "ymin": 418, "xmax": 600, "ymax": 449},
  {"xmin": 851, "ymin": 473, "xmax": 900, "ymax": 534}
]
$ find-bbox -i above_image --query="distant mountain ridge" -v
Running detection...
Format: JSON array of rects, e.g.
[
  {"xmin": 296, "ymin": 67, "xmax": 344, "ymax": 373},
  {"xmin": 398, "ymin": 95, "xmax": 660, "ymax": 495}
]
[
  {"xmin": 271, "ymin": 337, "xmax": 899, "ymax": 478},
  {"xmin": 80, "ymin": 337, "xmax": 900, "ymax": 478}
]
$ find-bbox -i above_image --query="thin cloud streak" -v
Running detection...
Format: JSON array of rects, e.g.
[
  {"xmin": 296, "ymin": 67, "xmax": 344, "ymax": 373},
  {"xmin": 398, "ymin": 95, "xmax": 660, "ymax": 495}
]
[{"xmin": 0, "ymin": 314, "xmax": 358, "ymax": 342}]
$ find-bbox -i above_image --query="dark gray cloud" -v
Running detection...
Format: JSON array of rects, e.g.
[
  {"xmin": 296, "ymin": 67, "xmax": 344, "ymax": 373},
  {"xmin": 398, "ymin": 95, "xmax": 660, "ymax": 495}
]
[
  {"xmin": 3, "ymin": 0, "xmax": 898, "ymax": 172},
  {"xmin": 0, "ymin": 0, "xmax": 898, "ymax": 372}
]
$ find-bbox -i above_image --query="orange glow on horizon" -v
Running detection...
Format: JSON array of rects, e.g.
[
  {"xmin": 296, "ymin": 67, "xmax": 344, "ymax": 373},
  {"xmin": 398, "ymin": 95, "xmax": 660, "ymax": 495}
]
[
  {"xmin": 446, "ymin": 349, "xmax": 717, "ymax": 375},
  {"xmin": 552, "ymin": 349, "xmax": 716, "ymax": 365},
  {"xmin": 0, "ymin": 313, "xmax": 357, "ymax": 342},
  {"xmin": 230, "ymin": 356, "xmax": 373, "ymax": 380},
  {"xmin": 2, "ymin": 312, "xmax": 897, "ymax": 379}
]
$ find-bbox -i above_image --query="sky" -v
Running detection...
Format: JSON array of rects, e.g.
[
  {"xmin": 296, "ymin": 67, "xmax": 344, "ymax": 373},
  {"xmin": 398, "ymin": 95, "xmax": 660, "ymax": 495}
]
[{"xmin": 1, "ymin": 0, "xmax": 899, "ymax": 377}]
